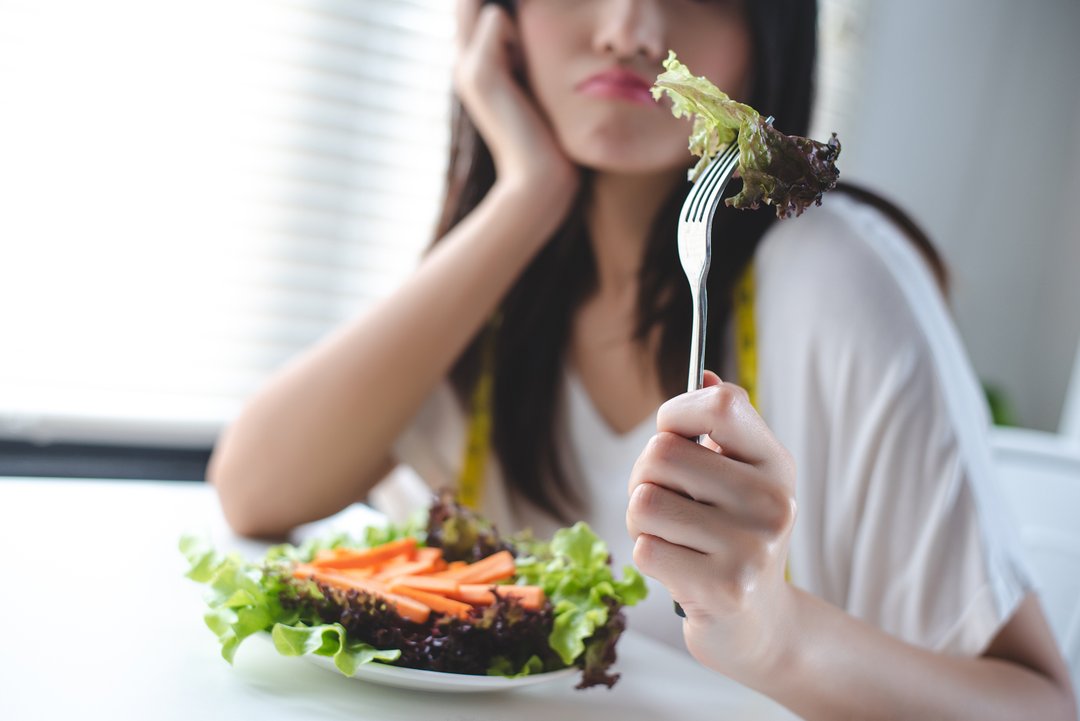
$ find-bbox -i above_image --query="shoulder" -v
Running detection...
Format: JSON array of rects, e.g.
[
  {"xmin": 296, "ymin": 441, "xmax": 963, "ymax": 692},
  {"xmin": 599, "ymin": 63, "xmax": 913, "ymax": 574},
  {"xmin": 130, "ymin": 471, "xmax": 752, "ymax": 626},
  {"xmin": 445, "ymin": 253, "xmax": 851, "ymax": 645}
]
[{"xmin": 753, "ymin": 191, "xmax": 945, "ymax": 357}]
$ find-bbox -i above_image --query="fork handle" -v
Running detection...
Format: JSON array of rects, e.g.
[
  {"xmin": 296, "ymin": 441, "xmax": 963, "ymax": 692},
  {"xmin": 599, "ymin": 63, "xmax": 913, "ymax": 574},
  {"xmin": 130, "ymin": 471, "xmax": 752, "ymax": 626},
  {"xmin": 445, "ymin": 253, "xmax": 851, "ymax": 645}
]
[
  {"xmin": 687, "ymin": 283, "xmax": 708, "ymax": 446},
  {"xmin": 687, "ymin": 284, "xmax": 707, "ymax": 394},
  {"xmin": 674, "ymin": 283, "xmax": 709, "ymax": 620}
]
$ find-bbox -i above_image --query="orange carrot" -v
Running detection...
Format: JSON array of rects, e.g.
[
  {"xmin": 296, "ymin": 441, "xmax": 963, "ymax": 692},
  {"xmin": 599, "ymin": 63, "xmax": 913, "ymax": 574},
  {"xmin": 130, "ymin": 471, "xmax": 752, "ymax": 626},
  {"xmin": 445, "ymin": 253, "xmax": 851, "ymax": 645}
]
[
  {"xmin": 448, "ymin": 585, "xmax": 496, "ymax": 606},
  {"xmin": 292, "ymin": 562, "xmax": 320, "ymax": 581},
  {"xmin": 372, "ymin": 556, "xmax": 440, "ymax": 582},
  {"xmin": 387, "ymin": 575, "xmax": 461, "ymax": 596},
  {"xmin": 429, "ymin": 560, "xmax": 468, "ymax": 578},
  {"xmin": 488, "ymin": 584, "xmax": 545, "ymax": 610},
  {"xmin": 454, "ymin": 550, "xmax": 516, "ymax": 584},
  {"xmin": 415, "ymin": 547, "xmax": 444, "ymax": 564},
  {"xmin": 391, "ymin": 586, "xmax": 474, "ymax": 620},
  {"xmin": 296, "ymin": 565, "xmax": 431, "ymax": 624},
  {"xmin": 310, "ymin": 537, "xmax": 418, "ymax": 570}
]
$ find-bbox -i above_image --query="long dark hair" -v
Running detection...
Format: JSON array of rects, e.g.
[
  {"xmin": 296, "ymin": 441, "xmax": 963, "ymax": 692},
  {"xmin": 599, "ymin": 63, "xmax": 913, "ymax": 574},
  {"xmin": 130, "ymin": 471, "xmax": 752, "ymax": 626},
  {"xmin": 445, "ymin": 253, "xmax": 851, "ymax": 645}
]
[{"xmin": 430, "ymin": 0, "xmax": 942, "ymax": 521}]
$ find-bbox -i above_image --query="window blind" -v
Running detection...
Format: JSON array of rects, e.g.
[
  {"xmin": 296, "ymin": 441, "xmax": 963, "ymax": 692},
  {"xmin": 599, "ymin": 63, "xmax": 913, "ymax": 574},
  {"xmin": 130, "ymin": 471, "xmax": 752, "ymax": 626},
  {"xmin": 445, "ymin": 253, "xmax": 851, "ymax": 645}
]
[
  {"xmin": 0, "ymin": 0, "xmax": 862, "ymax": 449},
  {"xmin": 0, "ymin": 0, "xmax": 455, "ymax": 447}
]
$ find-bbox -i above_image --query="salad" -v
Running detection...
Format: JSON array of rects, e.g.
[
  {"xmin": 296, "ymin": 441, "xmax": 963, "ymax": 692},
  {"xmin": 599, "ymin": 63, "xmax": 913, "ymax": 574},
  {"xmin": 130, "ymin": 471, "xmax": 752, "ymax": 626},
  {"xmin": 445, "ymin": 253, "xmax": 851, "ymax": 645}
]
[
  {"xmin": 652, "ymin": 51, "xmax": 841, "ymax": 218},
  {"xmin": 181, "ymin": 493, "xmax": 647, "ymax": 689}
]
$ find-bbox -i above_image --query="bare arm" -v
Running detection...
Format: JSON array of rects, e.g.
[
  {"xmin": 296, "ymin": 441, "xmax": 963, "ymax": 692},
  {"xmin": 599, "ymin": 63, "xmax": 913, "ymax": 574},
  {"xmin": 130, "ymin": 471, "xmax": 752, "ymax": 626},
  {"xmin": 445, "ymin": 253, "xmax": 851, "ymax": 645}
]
[
  {"xmin": 758, "ymin": 590, "xmax": 1076, "ymax": 720},
  {"xmin": 627, "ymin": 375, "xmax": 1076, "ymax": 720},
  {"xmin": 209, "ymin": 2, "xmax": 577, "ymax": 538}
]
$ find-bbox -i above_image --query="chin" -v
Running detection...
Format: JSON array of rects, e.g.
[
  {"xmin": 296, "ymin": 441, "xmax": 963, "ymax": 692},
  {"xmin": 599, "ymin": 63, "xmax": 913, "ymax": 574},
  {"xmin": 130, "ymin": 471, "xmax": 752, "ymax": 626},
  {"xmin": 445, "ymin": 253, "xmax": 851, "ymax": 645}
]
[
  {"xmin": 557, "ymin": 118, "xmax": 691, "ymax": 176},
  {"xmin": 564, "ymin": 137, "xmax": 688, "ymax": 176}
]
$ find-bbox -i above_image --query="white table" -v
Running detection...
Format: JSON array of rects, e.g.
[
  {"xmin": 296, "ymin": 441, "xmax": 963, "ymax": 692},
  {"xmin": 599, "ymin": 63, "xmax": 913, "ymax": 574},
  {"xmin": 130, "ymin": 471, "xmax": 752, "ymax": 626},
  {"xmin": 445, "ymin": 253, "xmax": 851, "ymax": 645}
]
[{"xmin": 0, "ymin": 478, "xmax": 798, "ymax": 721}]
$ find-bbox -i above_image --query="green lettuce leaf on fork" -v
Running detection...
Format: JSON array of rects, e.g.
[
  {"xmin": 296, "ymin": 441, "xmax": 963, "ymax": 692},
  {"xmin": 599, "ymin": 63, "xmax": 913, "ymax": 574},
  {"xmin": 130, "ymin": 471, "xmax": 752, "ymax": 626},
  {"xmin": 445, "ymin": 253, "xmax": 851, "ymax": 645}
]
[{"xmin": 652, "ymin": 50, "xmax": 841, "ymax": 218}]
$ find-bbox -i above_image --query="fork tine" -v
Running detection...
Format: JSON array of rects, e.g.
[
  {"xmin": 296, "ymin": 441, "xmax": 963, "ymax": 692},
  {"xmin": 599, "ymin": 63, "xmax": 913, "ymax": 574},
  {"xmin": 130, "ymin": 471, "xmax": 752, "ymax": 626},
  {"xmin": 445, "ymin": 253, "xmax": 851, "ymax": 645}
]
[{"xmin": 686, "ymin": 141, "xmax": 740, "ymax": 222}]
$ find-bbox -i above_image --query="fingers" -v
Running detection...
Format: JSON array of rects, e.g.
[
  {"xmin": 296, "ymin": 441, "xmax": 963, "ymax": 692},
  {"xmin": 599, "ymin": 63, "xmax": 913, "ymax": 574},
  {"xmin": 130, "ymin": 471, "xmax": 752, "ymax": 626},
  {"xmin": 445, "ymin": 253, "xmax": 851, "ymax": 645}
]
[
  {"xmin": 628, "ymin": 432, "xmax": 785, "ymax": 524},
  {"xmin": 656, "ymin": 380, "xmax": 784, "ymax": 471},
  {"xmin": 628, "ymin": 436, "xmax": 795, "ymax": 537},
  {"xmin": 452, "ymin": 3, "xmax": 523, "ymax": 146},
  {"xmin": 632, "ymin": 532, "xmax": 776, "ymax": 617},
  {"xmin": 455, "ymin": 0, "xmax": 483, "ymax": 53},
  {"xmin": 626, "ymin": 481, "xmax": 744, "ymax": 552}
]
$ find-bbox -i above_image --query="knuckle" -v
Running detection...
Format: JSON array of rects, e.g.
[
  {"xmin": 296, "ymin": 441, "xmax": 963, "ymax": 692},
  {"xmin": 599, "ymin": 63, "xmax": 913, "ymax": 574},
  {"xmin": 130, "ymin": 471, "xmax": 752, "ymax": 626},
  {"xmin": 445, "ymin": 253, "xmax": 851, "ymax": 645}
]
[
  {"xmin": 628, "ymin": 481, "xmax": 663, "ymax": 519},
  {"xmin": 758, "ymin": 487, "xmax": 797, "ymax": 535},
  {"xmin": 705, "ymin": 383, "xmax": 741, "ymax": 420},
  {"xmin": 646, "ymin": 431, "xmax": 682, "ymax": 464},
  {"xmin": 717, "ymin": 570, "xmax": 755, "ymax": 611},
  {"xmin": 632, "ymin": 534, "xmax": 659, "ymax": 572},
  {"xmin": 776, "ymin": 445, "xmax": 797, "ymax": 482}
]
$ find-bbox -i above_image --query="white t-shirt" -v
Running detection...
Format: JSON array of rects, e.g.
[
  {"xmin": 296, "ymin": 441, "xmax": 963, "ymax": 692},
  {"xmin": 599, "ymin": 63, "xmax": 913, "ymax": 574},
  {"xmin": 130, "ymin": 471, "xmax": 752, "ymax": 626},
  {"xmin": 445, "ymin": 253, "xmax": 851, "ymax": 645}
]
[{"xmin": 377, "ymin": 192, "xmax": 1031, "ymax": 658}]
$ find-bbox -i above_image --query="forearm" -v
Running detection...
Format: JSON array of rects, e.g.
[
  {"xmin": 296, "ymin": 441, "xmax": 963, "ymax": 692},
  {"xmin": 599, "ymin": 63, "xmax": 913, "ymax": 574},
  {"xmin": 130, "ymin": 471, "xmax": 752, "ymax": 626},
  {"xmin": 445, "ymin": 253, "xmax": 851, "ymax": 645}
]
[
  {"xmin": 744, "ymin": 589, "xmax": 1074, "ymax": 721},
  {"xmin": 209, "ymin": 181, "xmax": 558, "ymax": 537}
]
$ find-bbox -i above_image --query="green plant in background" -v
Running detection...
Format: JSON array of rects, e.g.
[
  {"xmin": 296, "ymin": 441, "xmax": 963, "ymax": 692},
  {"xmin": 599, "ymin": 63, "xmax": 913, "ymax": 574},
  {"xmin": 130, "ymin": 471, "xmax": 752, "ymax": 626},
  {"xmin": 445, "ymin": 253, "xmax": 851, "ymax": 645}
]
[{"xmin": 983, "ymin": 382, "xmax": 1017, "ymax": 427}]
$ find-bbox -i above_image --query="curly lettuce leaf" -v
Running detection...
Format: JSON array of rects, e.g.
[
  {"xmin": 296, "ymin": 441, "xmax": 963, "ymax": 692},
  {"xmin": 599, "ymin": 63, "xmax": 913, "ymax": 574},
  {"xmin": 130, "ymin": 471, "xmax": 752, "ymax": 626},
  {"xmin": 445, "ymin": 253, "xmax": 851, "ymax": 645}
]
[
  {"xmin": 180, "ymin": 533, "xmax": 299, "ymax": 663},
  {"xmin": 425, "ymin": 489, "xmax": 511, "ymax": 562},
  {"xmin": 271, "ymin": 622, "xmax": 400, "ymax": 676},
  {"xmin": 652, "ymin": 50, "xmax": 841, "ymax": 218},
  {"xmin": 513, "ymin": 522, "xmax": 647, "ymax": 669}
]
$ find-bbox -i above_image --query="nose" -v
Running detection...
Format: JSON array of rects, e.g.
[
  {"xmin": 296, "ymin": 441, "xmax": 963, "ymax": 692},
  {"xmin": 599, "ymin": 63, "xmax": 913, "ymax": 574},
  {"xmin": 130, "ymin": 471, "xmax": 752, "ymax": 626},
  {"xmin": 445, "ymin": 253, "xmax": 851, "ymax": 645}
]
[{"xmin": 592, "ymin": 0, "xmax": 665, "ymax": 63}]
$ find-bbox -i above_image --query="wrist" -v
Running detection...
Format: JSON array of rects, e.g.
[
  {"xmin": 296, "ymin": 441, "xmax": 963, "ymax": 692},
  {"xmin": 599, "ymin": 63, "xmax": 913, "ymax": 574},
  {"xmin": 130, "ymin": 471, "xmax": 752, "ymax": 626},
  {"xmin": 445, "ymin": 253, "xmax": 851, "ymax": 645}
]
[
  {"xmin": 724, "ymin": 583, "xmax": 807, "ymax": 694},
  {"xmin": 490, "ymin": 169, "xmax": 578, "ymax": 236}
]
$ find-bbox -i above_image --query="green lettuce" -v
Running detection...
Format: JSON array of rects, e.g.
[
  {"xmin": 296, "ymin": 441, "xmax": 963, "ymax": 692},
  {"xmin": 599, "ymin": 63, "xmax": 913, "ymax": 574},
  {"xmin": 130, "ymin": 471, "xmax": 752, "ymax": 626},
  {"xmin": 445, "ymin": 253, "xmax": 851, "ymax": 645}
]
[
  {"xmin": 652, "ymin": 50, "xmax": 841, "ymax": 218},
  {"xmin": 271, "ymin": 622, "xmax": 400, "ymax": 676},
  {"xmin": 181, "ymin": 506, "xmax": 646, "ymax": 688},
  {"xmin": 513, "ymin": 522, "xmax": 647, "ymax": 667}
]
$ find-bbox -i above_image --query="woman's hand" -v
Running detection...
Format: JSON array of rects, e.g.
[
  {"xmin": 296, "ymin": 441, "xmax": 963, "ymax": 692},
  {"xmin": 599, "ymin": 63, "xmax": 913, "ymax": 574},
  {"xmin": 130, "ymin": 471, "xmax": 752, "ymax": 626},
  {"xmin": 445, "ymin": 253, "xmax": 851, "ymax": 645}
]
[
  {"xmin": 454, "ymin": 0, "xmax": 579, "ymax": 210},
  {"xmin": 626, "ymin": 371, "xmax": 799, "ymax": 680}
]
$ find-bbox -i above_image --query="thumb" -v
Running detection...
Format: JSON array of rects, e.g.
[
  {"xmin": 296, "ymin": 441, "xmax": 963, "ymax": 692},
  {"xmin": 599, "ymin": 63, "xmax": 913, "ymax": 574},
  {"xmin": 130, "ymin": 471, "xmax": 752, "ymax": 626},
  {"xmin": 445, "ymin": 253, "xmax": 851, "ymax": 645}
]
[{"xmin": 699, "ymin": 370, "xmax": 723, "ymax": 451}]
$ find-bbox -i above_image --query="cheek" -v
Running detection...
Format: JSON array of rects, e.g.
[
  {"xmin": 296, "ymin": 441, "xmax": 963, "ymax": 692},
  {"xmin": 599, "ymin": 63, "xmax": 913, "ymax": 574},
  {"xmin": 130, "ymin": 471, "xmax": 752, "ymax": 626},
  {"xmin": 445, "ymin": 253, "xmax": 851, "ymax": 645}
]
[
  {"xmin": 516, "ymin": 7, "xmax": 573, "ymax": 100},
  {"xmin": 672, "ymin": 24, "xmax": 754, "ymax": 101}
]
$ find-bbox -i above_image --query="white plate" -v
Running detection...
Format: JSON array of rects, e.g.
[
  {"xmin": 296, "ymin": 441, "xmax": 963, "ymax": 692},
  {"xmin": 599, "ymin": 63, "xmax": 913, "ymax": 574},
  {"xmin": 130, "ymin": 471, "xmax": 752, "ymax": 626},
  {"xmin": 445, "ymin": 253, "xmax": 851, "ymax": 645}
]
[{"xmin": 303, "ymin": 653, "xmax": 579, "ymax": 693}]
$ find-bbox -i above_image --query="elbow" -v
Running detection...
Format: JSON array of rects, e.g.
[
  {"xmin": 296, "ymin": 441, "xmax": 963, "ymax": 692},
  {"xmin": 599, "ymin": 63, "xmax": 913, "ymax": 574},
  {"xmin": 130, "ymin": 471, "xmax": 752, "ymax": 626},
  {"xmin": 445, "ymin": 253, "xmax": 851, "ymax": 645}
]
[
  {"xmin": 1058, "ymin": 681, "xmax": 1078, "ymax": 721},
  {"xmin": 206, "ymin": 444, "xmax": 290, "ymax": 541}
]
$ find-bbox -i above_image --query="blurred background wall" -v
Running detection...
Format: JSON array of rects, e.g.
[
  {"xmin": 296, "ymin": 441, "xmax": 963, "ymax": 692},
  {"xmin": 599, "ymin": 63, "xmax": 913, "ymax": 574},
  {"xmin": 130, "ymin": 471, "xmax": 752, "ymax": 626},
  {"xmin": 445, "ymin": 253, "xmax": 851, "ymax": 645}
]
[{"xmin": 815, "ymin": 0, "xmax": 1080, "ymax": 431}]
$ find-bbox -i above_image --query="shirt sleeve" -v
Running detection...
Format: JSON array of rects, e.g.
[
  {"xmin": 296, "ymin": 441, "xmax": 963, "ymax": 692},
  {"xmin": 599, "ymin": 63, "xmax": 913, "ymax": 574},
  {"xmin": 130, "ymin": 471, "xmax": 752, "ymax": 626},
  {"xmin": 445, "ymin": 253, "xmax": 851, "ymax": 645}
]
[{"xmin": 754, "ymin": 195, "xmax": 1032, "ymax": 656}]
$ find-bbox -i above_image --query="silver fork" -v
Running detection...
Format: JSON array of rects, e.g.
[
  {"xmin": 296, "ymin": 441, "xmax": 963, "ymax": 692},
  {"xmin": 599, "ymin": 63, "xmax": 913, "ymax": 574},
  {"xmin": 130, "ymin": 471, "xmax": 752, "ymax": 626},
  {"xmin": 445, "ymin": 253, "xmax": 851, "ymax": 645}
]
[
  {"xmin": 670, "ymin": 123, "xmax": 761, "ymax": 619},
  {"xmin": 677, "ymin": 137, "xmax": 742, "ymax": 400}
]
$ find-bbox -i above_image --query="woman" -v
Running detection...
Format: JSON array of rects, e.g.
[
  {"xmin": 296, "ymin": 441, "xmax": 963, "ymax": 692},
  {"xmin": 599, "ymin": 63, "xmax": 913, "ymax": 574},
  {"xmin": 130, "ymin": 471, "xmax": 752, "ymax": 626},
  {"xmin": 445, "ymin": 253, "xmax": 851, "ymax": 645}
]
[{"xmin": 209, "ymin": 0, "xmax": 1076, "ymax": 717}]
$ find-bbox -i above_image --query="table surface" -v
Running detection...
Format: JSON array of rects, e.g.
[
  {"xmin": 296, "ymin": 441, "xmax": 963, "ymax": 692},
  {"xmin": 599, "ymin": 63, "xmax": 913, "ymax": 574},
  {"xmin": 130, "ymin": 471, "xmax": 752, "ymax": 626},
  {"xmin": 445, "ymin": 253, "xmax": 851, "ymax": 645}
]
[{"xmin": 0, "ymin": 478, "xmax": 798, "ymax": 721}]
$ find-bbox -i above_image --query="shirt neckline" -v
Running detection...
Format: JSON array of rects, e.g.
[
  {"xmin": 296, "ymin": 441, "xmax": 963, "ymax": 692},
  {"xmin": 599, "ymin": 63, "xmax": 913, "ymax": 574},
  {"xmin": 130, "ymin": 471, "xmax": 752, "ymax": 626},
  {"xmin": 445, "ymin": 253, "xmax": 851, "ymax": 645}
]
[{"xmin": 564, "ymin": 368, "xmax": 657, "ymax": 443}]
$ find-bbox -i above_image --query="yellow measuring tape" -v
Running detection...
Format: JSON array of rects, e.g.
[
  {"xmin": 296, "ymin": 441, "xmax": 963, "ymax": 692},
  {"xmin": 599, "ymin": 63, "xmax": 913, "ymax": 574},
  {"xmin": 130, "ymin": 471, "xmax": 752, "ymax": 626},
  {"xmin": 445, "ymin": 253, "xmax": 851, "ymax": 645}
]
[
  {"xmin": 457, "ymin": 321, "xmax": 498, "ymax": 510},
  {"xmin": 736, "ymin": 262, "xmax": 788, "ymax": 582},
  {"xmin": 457, "ymin": 265, "xmax": 762, "ymax": 510},
  {"xmin": 734, "ymin": 262, "xmax": 758, "ymax": 410}
]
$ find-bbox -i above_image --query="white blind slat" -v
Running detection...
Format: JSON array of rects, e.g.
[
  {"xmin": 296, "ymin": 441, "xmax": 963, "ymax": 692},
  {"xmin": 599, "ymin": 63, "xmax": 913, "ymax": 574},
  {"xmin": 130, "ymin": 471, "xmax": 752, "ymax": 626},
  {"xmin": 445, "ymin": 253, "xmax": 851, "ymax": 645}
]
[{"xmin": 0, "ymin": 0, "xmax": 455, "ymax": 446}]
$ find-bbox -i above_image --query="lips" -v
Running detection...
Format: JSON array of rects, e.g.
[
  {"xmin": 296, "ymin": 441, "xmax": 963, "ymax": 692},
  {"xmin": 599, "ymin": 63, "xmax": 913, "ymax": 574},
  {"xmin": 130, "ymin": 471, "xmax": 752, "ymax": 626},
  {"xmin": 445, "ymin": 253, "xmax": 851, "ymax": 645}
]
[{"xmin": 576, "ymin": 68, "xmax": 656, "ymax": 106}]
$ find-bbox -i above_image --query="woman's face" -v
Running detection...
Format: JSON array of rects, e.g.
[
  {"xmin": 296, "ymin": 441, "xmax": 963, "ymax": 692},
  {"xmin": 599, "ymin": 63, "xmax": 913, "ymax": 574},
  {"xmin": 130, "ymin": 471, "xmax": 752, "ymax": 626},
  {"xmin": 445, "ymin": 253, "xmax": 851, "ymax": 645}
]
[{"xmin": 516, "ymin": 0, "xmax": 752, "ymax": 176}]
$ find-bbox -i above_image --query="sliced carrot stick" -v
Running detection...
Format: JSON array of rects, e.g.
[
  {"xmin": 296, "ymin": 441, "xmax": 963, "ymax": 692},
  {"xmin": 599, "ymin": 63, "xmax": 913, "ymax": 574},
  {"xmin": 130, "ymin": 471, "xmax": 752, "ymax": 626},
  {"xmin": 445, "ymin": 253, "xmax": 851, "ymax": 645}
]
[
  {"xmin": 387, "ymin": 575, "xmax": 460, "ymax": 596},
  {"xmin": 310, "ymin": 537, "xmax": 418, "ymax": 570},
  {"xmin": 454, "ymin": 550, "xmax": 516, "ymax": 584},
  {"xmin": 372, "ymin": 556, "xmax": 440, "ymax": 582},
  {"xmin": 447, "ymin": 584, "xmax": 496, "ymax": 606},
  {"xmin": 292, "ymin": 562, "xmax": 320, "ymax": 581},
  {"xmin": 415, "ymin": 547, "xmax": 444, "ymax": 564},
  {"xmin": 428, "ymin": 560, "xmax": 468, "ymax": 578},
  {"xmin": 297, "ymin": 566, "xmax": 431, "ymax": 624},
  {"xmin": 391, "ymin": 586, "xmax": 474, "ymax": 620},
  {"xmin": 488, "ymin": 584, "xmax": 545, "ymax": 611}
]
